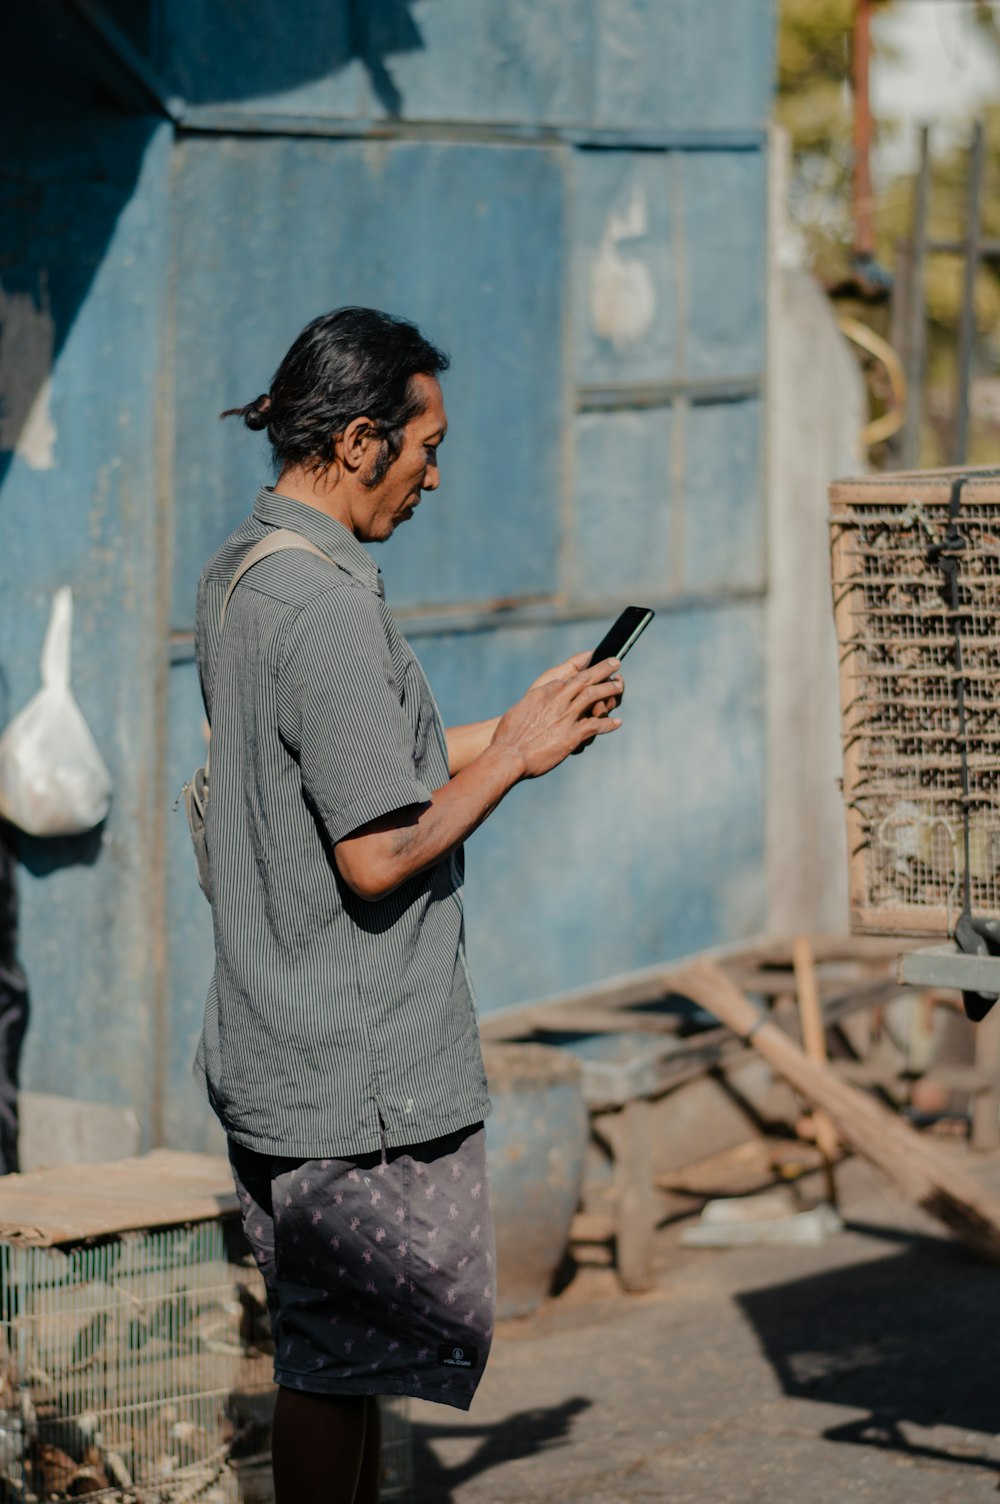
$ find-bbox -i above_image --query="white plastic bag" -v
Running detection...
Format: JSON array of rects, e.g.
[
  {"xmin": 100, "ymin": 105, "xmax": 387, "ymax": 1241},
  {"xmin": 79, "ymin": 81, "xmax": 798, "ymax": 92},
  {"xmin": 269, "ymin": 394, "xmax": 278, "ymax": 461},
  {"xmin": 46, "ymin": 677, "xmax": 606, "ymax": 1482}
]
[{"xmin": 0, "ymin": 587, "xmax": 113, "ymax": 836}]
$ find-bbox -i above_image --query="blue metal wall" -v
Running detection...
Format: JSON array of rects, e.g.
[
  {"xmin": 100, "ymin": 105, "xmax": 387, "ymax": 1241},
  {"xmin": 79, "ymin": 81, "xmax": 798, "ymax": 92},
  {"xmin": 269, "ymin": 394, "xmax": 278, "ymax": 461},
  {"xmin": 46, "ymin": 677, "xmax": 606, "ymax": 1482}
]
[{"xmin": 1, "ymin": 1, "xmax": 774, "ymax": 1151}]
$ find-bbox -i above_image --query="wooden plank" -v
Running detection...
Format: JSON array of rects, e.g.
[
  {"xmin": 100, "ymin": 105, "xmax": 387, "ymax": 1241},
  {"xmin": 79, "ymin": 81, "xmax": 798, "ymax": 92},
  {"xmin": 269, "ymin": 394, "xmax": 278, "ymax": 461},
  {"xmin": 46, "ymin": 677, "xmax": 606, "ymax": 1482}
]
[
  {"xmin": 481, "ymin": 936, "xmax": 905, "ymax": 1044},
  {"xmin": 601, "ymin": 1101, "xmax": 656, "ymax": 1293},
  {"xmin": 793, "ymin": 937, "xmax": 840, "ymax": 1207},
  {"xmin": 509, "ymin": 1005, "xmax": 685, "ymax": 1037},
  {"xmin": 0, "ymin": 1151, "xmax": 237, "ymax": 1247},
  {"xmin": 972, "ymin": 1004, "xmax": 1000, "ymax": 1152},
  {"xmin": 899, "ymin": 945, "xmax": 1000, "ymax": 993},
  {"xmin": 481, "ymin": 938, "xmax": 902, "ymax": 1046},
  {"xmin": 831, "ymin": 1059, "xmax": 910, "ymax": 1087},
  {"xmin": 569, "ymin": 1211, "xmax": 615, "ymax": 1243},
  {"xmin": 830, "ymin": 1058, "xmax": 993, "ymax": 1095},
  {"xmin": 723, "ymin": 935, "xmax": 907, "ymax": 967},
  {"xmin": 655, "ymin": 1138, "xmax": 834, "ymax": 1199}
]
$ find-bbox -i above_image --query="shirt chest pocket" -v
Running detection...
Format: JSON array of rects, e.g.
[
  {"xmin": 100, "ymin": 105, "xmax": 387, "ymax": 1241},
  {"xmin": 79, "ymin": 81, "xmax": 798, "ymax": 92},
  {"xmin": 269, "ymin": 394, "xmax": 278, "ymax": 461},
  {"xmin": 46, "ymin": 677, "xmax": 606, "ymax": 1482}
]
[{"xmin": 400, "ymin": 655, "xmax": 448, "ymax": 776}]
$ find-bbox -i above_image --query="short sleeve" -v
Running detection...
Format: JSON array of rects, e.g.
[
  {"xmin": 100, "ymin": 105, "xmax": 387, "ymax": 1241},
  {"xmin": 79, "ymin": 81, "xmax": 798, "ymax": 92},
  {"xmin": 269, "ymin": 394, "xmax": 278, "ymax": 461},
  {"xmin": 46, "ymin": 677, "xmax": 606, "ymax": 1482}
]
[{"xmin": 279, "ymin": 586, "xmax": 434, "ymax": 844}]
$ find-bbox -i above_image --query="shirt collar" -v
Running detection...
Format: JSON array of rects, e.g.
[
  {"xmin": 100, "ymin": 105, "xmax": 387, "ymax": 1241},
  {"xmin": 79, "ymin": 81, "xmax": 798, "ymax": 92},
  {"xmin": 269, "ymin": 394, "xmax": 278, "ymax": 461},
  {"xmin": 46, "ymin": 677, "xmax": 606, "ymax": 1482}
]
[{"xmin": 253, "ymin": 487, "xmax": 384, "ymax": 597}]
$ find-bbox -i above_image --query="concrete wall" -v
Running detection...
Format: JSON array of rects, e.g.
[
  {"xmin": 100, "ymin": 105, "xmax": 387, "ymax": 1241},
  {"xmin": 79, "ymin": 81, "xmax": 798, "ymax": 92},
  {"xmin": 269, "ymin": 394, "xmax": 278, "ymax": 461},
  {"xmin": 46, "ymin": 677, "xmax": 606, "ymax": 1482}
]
[{"xmin": 765, "ymin": 133, "xmax": 862, "ymax": 937}]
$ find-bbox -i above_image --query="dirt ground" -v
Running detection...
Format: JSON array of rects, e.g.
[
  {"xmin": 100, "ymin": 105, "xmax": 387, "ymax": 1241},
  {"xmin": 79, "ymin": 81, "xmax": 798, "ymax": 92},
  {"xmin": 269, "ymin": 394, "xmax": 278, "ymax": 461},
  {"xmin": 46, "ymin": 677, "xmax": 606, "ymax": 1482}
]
[{"xmin": 411, "ymin": 1150, "xmax": 1000, "ymax": 1503}]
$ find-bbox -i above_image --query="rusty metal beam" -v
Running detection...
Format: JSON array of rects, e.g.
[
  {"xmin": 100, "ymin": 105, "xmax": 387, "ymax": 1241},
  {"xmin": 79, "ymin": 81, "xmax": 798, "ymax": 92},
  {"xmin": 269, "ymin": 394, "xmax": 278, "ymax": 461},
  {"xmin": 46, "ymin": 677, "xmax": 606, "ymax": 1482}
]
[
  {"xmin": 578, "ymin": 376, "xmax": 761, "ymax": 411},
  {"xmin": 902, "ymin": 125, "xmax": 931, "ymax": 469},
  {"xmin": 178, "ymin": 109, "xmax": 767, "ymax": 152},
  {"xmin": 853, "ymin": 0, "xmax": 875, "ymax": 258}
]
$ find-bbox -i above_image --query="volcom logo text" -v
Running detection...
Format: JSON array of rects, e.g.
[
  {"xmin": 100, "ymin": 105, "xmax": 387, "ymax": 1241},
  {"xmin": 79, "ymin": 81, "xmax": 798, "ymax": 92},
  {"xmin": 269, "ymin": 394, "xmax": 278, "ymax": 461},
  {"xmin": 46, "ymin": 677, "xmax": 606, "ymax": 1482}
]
[{"xmin": 437, "ymin": 1342, "xmax": 477, "ymax": 1368}]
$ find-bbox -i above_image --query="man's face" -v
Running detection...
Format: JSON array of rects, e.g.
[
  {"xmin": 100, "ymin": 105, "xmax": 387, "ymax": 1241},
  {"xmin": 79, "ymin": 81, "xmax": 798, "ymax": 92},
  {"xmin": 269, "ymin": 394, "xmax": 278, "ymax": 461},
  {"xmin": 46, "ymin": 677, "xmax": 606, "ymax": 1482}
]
[{"xmin": 359, "ymin": 373, "xmax": 447, "ymax": 542}]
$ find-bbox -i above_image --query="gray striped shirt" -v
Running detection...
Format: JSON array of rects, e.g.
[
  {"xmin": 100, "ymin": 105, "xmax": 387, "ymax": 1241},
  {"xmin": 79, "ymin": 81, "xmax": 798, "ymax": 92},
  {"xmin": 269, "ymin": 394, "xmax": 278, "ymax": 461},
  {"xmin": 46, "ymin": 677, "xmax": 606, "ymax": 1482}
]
[{"xmin": 193, "ymin": 487, "xmax": 490, "ymax": 1157}]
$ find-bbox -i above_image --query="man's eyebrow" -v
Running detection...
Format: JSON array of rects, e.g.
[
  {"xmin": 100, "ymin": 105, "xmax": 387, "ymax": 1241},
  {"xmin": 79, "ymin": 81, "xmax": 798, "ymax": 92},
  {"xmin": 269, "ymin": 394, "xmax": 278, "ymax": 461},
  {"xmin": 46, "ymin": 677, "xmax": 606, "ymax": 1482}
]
[{"xmin": 427, "ymin": 426, "xmax": 447, "ymax": 442}]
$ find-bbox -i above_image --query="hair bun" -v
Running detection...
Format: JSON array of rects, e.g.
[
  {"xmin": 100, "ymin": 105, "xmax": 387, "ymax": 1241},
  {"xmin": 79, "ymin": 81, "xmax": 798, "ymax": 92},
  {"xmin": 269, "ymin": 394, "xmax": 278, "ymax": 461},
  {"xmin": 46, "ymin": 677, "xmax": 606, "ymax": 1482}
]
[
  {"xmin": 244, "ymin": 393, "xmax": 272, "ymax": 431},
  {"xmin": 219, "ymin": 393, "xmax": 273, "ymax": 429}
]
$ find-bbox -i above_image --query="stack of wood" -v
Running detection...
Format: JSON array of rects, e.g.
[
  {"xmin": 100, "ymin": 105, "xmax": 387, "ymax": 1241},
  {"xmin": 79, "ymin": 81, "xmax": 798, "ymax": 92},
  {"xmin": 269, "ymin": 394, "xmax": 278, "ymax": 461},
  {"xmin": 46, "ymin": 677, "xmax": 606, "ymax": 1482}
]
[{"xmin": 481, "ymin": 933, "xmax": 1000, "ymax": 1289}]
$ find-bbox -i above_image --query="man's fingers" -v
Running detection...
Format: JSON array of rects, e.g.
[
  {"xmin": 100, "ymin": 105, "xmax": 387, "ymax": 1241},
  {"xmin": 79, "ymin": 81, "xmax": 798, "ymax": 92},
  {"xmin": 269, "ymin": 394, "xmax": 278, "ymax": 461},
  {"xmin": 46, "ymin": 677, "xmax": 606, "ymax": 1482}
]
[
  {"xmin": 578, "ymin": 714, "xmax": 621, "ymax": 740},
  {"xmin": 585, "ymin": 656, "xmax": 621, "ymax": 683},
  {"xmin": 572, "ymin": 678, "xmax": 623, "ymax": 714}
]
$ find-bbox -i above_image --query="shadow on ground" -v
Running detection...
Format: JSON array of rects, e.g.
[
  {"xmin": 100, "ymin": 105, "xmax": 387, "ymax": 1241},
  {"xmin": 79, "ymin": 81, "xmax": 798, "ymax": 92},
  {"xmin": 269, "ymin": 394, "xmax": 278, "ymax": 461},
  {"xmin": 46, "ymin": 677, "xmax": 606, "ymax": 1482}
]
[
  {"xmin": 738, "ymin": 1225, "xmax": 1000, "ymax": 1479},
  {"xmin": 412, "ymin": 1396, "xmax": 591, "ymax": 1503}
]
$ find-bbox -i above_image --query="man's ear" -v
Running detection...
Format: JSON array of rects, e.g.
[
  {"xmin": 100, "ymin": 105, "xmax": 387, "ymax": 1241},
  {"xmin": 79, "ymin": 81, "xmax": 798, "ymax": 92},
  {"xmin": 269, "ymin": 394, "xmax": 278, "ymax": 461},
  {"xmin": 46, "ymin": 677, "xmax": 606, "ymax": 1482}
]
[{"xmin": 338, "ymin": 415, "xmax": 376, "ymax": 475}]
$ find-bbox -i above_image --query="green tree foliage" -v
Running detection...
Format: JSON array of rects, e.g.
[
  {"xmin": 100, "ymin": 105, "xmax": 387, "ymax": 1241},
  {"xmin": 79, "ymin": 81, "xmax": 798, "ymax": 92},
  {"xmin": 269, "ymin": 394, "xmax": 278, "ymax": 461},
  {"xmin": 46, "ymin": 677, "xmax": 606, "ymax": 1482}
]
[
  {"xmin": 777, "ymin": 0, "xmax": 893, "ymax": 277},
  {"xmin": 877, "ymin": 112, "xmax": 1000, "ymax": 385},
  {"xmin": 778, "ymin": 0, "xmax": 1000, "ymax": 464}
]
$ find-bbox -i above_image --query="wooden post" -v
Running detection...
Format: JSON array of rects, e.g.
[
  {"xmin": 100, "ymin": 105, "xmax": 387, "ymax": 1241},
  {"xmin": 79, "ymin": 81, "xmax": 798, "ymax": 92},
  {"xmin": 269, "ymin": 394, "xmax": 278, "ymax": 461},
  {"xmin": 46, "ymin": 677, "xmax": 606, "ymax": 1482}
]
[
  {"xmin": 793, "ymin": 937, "xmax": 840, "ymax": 1208},
  {"xmin": 608, "ymin": 1099, "xmax": 655, "ymax": 1293},
  {"xmin": 886, "ymin": 237, "xmax": 911, "ymax": 470},
  {"xmin": 953, "ymin": 119, "xmax": 985, "ymax": 465},
  {"xmin": 902, "ymin": 125, "xmax": 931, "ymax": 469}
]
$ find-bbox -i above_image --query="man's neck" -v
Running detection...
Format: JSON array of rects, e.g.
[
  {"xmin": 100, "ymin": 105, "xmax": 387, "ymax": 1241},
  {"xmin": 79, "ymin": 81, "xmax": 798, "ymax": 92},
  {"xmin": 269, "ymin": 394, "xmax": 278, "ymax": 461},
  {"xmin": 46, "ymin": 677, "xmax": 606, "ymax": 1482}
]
[{"xmin": 274, "ymin": 466, "xmax": 358, "ymax": 536}]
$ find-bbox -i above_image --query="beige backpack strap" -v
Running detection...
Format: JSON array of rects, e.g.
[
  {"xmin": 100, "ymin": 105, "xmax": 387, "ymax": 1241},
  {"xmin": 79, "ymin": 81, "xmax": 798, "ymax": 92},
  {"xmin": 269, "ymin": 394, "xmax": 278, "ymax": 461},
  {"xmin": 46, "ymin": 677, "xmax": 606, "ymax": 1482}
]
[
  {"xmin": 220, "ymin": 529, "xmax": 331, "ymax": 627},
  {"xmin": 204, "ymin": 529, "xmax": 333, "ymax": 788}
]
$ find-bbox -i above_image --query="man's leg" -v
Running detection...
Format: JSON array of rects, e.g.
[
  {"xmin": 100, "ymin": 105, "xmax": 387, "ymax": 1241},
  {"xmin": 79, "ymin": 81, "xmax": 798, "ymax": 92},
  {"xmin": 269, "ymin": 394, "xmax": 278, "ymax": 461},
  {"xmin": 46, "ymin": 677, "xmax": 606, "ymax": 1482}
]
[
  {"xmin": 271, "ymin": 1387, "xmax": 369, "ymax": 1504},
  {"xmin": 356, "ymin": 1396, "xmax": 382, "ymax": 1504}
]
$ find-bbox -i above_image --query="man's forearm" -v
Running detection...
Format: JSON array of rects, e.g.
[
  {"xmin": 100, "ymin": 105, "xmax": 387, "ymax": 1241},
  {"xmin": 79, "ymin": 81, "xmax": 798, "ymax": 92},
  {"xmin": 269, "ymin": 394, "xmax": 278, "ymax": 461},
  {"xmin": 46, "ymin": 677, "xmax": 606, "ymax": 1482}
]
[
  {"xmin": 446, "ymin": 718, "xmax": 501, "ymax": 776},
  {"xmin": 335, "ymin": 743, "xmax": 522, "ymax": 900}
]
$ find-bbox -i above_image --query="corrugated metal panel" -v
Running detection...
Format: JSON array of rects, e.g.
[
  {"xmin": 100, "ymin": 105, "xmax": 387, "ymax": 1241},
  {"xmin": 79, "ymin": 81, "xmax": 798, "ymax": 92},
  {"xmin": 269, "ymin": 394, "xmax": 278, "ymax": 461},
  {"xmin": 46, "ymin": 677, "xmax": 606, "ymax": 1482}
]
[
  {"xmin": 683, "ymin": 398, "xmax": 765, "ymax": 592},
  {"xmin": 572, "ymin": 151, "xmax": 679, "ymax": 389},
  {"xmin": 0, "ymin": 122, "xmax": 174, "ymax": 1133},
  {"xmin": 160, "ymin": 0, "xmax": 592, "ymax": 125},
  {"xmin": 361, "ymin": 1, "xmax": 594, "ymax": 125},
  {"xmin": 159, "ymin": 1, "xmax": 367, "ymax": 116},
  {"xmin": 570, "ymin": 409, "xmax": 677, "ymax": 598},
  {"xmin": 594, "ymin": 0, "xmax": 776, "ymax": 132},
  {"xmin": 682, "ymin": 151, "xmax": 768, "ymax": 379},
  {"xmin": 159, "ymin": 0, "xmax": 773, "ymax": 131},
  {"xmin": 169, "ymin": 136, "xmax": 567, "ymax": 625}
]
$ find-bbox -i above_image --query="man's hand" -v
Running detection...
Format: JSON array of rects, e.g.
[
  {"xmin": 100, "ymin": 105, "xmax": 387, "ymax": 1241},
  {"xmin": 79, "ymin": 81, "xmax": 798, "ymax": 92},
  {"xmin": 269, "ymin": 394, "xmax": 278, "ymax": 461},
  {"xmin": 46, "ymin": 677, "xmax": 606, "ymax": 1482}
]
[
  {"xmin": 490, "ymin": 657, "xmax": 623, "ymax": 779},
  {"xmin": 447, "ymin": 652, "xmax": 624, "ymax": 775},
  {"xmin": 531, "ymin": 650, "xmax": 624, "ymax": 729},
  {"xmin": 529, "ymin": 652, "xmax": 594, "ymax": 690}
]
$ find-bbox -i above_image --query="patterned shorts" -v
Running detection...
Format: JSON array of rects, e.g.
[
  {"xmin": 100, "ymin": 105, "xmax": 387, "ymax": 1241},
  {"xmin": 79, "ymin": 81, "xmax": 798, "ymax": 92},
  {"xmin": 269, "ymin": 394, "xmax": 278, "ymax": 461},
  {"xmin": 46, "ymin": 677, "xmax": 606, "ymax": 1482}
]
[{"xmin": 228, "ymin": 1123, "xmax": 495, "ymax": 1410}]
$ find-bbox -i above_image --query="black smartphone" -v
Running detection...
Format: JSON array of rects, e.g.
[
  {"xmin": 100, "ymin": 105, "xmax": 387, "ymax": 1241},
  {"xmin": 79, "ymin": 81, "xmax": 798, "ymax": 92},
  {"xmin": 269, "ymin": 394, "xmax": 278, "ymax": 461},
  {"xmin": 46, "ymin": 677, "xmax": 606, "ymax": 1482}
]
[
  {"xmin": 571, "ymin": 606, "xmax": 654, "ymax": 755},
  {"xmin": 589, "ymin": 606, "xmax": 655, "ymax": 667}
]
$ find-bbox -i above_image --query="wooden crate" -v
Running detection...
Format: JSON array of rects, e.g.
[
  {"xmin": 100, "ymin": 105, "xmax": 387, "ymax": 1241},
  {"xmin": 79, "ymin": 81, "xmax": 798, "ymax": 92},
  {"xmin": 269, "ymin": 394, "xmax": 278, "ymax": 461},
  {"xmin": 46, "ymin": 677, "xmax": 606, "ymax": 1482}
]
[{"xmin": 830, "ymin": 466, "xmax": 1000, "ymax": 936}]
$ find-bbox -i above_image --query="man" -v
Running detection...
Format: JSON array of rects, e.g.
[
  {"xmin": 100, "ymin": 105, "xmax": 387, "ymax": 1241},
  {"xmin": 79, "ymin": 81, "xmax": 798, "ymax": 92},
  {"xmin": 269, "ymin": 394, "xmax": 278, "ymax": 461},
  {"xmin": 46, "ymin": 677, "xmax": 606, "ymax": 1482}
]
[{"xmin": 195, "ymin": 307, "xmax": 623, "ymax": 1504}]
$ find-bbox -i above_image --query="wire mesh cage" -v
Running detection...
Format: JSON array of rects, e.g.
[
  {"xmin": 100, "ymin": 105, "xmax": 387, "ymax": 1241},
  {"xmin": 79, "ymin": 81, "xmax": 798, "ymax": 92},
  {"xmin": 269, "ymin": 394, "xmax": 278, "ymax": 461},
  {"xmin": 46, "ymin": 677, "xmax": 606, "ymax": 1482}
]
[
  {"xmin": 830, "ymin": 467, "xmax": 1000, "ymax": 936},
  {"xmin": 0, "ymin": 1164, "xmax": 413, "ymax": 1502}
]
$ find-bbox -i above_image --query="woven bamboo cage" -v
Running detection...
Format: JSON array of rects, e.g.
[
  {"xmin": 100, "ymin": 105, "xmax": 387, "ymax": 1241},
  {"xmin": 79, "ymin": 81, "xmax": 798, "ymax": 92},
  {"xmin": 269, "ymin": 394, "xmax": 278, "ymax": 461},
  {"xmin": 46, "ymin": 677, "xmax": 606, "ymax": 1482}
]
[
  {"xmin": 829, "ymin": 466, "xmax": 1000, "ymax": 936},
  {"xmin": 0, "ymin": 1155, "xmax": 413, "ymax": 1503}
]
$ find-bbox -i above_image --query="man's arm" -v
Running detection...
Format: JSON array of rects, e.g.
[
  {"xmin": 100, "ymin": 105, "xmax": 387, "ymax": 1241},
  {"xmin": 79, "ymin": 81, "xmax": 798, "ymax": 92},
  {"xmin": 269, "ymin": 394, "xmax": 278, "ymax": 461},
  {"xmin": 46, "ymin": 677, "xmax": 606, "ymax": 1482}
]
[
  {"xmin": 335, "ymin": 658, "xmax": 623, "ymax": 901},
  {"xmin": 446, "ymin": 720, "xmax": 500, "ymax": 776}
]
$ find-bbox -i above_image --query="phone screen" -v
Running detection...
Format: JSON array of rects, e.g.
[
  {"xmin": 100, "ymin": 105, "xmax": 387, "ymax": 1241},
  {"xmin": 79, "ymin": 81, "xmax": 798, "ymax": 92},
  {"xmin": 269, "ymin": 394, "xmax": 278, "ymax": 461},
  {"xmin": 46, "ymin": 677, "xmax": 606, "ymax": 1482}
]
[{"xmin": 589, "ymin": 606, "xmax": 655, "ymax": 666}]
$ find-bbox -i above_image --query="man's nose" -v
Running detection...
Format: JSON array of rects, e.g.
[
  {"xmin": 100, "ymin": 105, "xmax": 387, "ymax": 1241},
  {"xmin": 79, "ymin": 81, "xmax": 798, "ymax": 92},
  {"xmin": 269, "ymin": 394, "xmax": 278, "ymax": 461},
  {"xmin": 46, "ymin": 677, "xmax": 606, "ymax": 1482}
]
[{"xmin": 422, "ymin": 462, "xmax": 441, "ymax": 492}]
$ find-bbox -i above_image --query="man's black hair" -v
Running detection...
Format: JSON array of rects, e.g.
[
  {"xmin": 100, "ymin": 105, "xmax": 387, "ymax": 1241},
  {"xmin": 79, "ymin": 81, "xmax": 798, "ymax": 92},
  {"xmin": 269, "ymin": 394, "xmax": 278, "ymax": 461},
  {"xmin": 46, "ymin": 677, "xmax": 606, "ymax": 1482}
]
[{"xmin": 221, "ymin": 307, "xmax": 449, "ymax": 485}]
